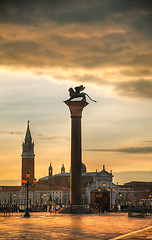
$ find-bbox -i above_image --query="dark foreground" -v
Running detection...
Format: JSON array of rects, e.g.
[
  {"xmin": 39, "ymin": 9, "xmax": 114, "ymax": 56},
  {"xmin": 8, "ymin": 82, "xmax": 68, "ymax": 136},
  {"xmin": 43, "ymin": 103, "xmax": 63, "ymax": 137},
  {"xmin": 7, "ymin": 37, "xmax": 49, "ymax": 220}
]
[{"xmin": 0, "ymin": 212, "xmax": 151, "ymax": 240}]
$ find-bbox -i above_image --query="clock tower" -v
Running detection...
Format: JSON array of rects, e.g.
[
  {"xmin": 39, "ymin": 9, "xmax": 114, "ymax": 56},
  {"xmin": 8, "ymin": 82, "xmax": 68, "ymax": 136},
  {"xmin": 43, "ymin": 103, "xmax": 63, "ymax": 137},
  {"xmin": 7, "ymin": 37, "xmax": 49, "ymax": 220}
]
[{"xmin": 22, "ymin": 121, "xmax": 35, "ymax": 185}]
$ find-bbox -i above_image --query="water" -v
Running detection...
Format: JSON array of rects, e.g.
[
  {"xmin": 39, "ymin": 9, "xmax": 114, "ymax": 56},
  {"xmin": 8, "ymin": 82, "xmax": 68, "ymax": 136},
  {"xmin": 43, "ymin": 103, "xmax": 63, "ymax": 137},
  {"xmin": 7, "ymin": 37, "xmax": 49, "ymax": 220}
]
[{"xmin": 0, "ymin": 212, "xmax": 151, "ymax": 240}]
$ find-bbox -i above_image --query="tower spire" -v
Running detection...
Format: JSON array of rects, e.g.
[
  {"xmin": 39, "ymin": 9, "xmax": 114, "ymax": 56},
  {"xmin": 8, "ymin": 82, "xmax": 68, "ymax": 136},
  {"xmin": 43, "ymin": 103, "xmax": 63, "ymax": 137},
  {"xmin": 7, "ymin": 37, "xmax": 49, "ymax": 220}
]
[{"xmin": 25, "ymin": 120, "xmax": 32, "ymax": 142}]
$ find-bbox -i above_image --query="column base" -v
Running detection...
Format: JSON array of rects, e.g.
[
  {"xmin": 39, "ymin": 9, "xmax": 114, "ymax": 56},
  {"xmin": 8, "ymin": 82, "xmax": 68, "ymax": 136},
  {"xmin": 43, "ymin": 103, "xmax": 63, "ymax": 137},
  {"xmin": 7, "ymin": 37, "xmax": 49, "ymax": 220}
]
[
  {"xmin": 24, "ymin": 211, "xmax": 30, "ymax": 217},
  {"xmin": 58, "ymin": 204, "xmax": 95, "ymax": 214}
]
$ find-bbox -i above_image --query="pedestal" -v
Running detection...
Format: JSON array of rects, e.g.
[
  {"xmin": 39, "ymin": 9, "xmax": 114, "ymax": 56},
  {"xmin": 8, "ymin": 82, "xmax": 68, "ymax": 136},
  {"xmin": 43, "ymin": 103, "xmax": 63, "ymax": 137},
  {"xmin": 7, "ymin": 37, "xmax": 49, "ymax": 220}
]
[{"xmin": 64, "ymin": 100, "xmax": 88, "ymax": 205}]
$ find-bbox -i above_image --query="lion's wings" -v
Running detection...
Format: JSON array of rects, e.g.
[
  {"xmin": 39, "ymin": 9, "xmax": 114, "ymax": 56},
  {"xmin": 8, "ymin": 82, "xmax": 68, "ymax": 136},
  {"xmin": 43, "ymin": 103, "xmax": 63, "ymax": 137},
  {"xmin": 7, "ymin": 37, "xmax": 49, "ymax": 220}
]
[{"xmin": 75, "ymin": 85, "xmax": 85, "ymax": 93}]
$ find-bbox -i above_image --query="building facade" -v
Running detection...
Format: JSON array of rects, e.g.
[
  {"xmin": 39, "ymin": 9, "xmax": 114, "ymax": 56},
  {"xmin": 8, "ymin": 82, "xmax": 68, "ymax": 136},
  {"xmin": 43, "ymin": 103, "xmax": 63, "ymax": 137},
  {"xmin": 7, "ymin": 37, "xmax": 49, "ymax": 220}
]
[
  {"xmin": 86, "ymin": 165, "xmax": 114, "ymax": 205},
  {"xmin": 0, "ymin": 185, "xmax": 70, "ymax": 210}
]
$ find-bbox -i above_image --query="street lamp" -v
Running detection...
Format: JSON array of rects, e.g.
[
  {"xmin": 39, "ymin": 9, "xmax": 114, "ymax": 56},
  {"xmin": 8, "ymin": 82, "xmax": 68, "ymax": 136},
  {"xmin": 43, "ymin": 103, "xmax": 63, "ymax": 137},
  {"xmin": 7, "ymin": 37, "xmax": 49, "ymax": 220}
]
[
  {"xmin": 108, "ymin": 187, "xmax": 112, "ymax": 210},
  {"xmin": 13, "ymin": 193, "xmax": 17, "ymax": 211},
  {"xmin": 22, "ymin": 173, "xmax": 37, "ymax": 218}
]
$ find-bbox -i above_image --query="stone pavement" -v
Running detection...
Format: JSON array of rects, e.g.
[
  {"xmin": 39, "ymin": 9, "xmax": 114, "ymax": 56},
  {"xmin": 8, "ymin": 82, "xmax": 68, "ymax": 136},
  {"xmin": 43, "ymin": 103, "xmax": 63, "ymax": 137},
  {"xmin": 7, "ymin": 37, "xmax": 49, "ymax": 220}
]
[{"xmin": 111, "ymin": 226, "xmax": 152, "ymax": 240}]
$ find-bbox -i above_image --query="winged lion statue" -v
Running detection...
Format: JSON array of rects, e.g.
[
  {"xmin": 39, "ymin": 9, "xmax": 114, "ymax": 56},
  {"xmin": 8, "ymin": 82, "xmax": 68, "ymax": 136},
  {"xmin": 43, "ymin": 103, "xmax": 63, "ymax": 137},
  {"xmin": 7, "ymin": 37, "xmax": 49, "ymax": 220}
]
[{"xmin": 67, "ymin": 85, "xmax": 96, "ymax": 102}]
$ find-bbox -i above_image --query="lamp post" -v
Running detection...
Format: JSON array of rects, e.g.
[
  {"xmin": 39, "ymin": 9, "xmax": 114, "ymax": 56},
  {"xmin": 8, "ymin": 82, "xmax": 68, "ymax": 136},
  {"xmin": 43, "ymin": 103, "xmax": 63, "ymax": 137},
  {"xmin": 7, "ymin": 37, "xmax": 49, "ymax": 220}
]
[
  {"xmin": 108, "ymin": 187, "xmax": 112, "ymax": 210},
  {"xmin": 22, "ymin": 173, "xmax": 37, "ymax": 218},
  {"xmin": 13, "ymin": 193, "xmax": 17, "ymax": 212}
]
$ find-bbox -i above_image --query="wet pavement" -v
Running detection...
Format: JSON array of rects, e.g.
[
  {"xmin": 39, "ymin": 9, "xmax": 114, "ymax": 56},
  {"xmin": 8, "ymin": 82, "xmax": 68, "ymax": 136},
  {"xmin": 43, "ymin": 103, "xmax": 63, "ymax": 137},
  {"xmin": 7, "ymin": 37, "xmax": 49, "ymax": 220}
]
[
  {"xmin": 111, "ymin": 226, "xmax": 152, "ymax": 239},
  {"xmin": 0, "ymin": 212, "xmax": 151, "ymax": 239}
]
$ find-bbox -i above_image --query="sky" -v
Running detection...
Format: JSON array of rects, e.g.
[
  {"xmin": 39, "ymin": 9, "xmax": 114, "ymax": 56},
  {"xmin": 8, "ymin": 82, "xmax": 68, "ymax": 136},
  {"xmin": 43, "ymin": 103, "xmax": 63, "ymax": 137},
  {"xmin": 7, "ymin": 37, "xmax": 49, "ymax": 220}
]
[{"xmin": 0, "ymin": 0, "xmax": 152, "ymax": 185}]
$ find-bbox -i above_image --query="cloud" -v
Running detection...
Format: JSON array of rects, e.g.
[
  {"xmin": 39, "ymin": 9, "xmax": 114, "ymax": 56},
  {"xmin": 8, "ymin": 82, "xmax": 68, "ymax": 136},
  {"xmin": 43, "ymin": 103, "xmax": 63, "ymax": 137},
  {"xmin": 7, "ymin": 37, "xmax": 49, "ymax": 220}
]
[
  {"xmin": 0, "ymin": 0, "xmax": 151, "ymax": 70},
  {"xmin": 114, "ymin": 79, "xmax": 152, "ymax": 99},
  {"xmin": 0, "ymin": 131, "xmax": 69, "ymax": 141},
  {"xmin": 0, "ymin": 27, "xmax": 151, "ymax": 70},
  {"xmin": 0, "ymin": 0, "xmax": 152, "ymax": 25},
  {"xmin": 0, "ymin": 0, "xmax": 151, "ymax": 99},
  {"xmin": 34, "ymin": 133, "xmax": 69, "ymax": 141},
  {"xmin": 121, "ymin": 69, "xmax": 152, "ymax": 77},
  {"xmin": 85, "ymin": 146, "xmax": 152, "ymax": 154},
  {"xmin": 0, "ymin": 131, "xmax": 23, "ymax": 135}
]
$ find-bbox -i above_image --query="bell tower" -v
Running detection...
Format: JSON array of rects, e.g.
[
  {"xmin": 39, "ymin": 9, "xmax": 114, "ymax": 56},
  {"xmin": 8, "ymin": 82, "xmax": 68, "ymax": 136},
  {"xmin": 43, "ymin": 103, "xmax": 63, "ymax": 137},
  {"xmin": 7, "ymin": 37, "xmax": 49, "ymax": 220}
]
[
  {"xmin": 49, "ymin": 163, "xmax": 53, "ymax": 177},
  {"xmin": 22, "ymin": 121, "xmax": 35, "ymax": 184}
]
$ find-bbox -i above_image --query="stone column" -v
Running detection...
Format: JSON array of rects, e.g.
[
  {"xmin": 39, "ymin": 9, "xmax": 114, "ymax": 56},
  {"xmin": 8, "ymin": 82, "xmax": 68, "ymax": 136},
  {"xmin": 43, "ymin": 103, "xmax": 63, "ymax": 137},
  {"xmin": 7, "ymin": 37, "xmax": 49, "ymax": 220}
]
[{"xmin": 64, "ymin": 100, "xmax": 88, "ymax": 205}]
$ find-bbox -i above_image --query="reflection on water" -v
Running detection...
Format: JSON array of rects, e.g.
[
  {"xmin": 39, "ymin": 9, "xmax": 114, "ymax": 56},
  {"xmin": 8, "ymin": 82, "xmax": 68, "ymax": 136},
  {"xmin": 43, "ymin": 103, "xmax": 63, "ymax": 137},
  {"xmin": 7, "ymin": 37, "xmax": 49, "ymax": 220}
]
[{"xmin": 0, "ymin": 212, "xmax": 151, "ymax": 240}]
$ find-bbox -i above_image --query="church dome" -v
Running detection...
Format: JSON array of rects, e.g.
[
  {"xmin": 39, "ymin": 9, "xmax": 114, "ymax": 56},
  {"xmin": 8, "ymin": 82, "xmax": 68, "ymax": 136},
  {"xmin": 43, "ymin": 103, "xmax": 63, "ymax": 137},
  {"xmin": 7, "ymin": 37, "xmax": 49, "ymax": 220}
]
[{"xmin": 82, "ymin": 162, "xmax": 87, "ymax": 173}]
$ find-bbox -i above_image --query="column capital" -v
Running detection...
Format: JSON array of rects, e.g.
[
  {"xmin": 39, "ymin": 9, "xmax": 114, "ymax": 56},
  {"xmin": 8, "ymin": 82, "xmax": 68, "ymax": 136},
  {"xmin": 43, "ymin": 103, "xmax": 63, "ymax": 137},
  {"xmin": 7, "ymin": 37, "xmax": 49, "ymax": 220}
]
[{"xmin": 64, "ymin": 100, "xmax": 88, "ymax": 117}]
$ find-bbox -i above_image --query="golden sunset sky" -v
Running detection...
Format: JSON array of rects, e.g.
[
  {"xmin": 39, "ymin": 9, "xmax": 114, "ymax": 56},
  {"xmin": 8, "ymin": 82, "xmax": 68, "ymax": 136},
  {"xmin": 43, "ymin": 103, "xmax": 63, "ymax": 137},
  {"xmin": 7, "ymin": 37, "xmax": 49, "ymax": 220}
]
[{"xmin": 0, "ymin": 0, "xmax": 152, "ymax": 185}]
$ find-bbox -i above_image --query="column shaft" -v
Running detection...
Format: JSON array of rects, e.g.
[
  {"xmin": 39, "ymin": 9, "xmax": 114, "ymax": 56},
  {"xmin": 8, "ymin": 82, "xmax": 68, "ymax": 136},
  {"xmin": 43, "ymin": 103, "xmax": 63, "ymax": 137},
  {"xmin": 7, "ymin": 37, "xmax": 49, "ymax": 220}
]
[
  {"xmin": 64, "ymin": 100, "xmax": 88, "ymax": 205},
  {"xmin": 71, "ymin": 116, "xmax": 82, "ymax": 204}
]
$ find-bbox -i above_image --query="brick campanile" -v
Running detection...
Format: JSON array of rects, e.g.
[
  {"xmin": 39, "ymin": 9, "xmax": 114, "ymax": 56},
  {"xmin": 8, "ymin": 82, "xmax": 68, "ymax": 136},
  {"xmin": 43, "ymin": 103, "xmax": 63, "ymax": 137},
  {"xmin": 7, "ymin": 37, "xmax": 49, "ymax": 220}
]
[{"xmin": 22, "ymin": 121, "xmax": 35, "ymax": 185}]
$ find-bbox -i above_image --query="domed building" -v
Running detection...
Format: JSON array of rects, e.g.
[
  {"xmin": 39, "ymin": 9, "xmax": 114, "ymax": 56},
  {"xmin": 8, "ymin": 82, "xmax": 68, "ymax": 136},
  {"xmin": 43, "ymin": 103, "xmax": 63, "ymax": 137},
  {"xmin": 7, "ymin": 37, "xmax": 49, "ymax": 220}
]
[
  {"xmin": 38, "ymin": 162, "xmax": 89, "ymax": 188},
  {"xmin": 37, "ymin": 163, "xmax": 113, "ymax": 191}
]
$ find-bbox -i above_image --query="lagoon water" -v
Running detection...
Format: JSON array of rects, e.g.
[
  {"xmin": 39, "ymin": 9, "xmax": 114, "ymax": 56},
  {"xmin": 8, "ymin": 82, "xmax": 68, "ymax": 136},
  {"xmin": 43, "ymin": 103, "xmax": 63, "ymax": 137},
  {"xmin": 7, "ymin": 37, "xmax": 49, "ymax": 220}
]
[{"xmin": 0, "ymin": 212, "xmax": 152, "ymax": 240}]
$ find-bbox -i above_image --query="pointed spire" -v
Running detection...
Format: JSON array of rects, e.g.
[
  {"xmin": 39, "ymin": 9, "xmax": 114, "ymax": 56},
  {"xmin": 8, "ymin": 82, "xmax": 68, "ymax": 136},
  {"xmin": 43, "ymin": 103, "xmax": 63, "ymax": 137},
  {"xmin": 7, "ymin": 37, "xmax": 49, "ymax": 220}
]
[{"xmin": 25, "ymin": 120, "xmax": 32, "ymax": 142}]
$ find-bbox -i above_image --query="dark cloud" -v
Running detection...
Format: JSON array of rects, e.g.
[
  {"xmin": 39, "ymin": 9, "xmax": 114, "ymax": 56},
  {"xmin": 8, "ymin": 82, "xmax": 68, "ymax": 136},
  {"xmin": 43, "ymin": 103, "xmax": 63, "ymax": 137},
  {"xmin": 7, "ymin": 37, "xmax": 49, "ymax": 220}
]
[
  {"xmin": 85, "ymin": 146, "xmax": 152, "ymax": 154},
  {"xmin": 0, "ymin": 1, "xmax": 151, "ymax": 69},
  {"xmin": 0, "ymin": 0, "xmax": 152, "ymax": 25},
  {"xmin": 0, "ymin": 0, "xmax": 151, "ymax": 99},
  {"xmin": 114, "ymin": 79, "xmax": 152, "ymax": 99},
  {"xmin": 128, "ymin": 54, "xmax": 152, "ymax": 67}
]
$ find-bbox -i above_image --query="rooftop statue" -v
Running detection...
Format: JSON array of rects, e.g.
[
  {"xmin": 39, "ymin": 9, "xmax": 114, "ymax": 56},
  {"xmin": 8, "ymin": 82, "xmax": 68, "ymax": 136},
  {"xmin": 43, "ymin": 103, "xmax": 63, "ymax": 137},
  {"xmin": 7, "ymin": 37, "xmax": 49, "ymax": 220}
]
[{"xmin": 67, "ymin": 85, "xmax": 96, "ymax": 102}]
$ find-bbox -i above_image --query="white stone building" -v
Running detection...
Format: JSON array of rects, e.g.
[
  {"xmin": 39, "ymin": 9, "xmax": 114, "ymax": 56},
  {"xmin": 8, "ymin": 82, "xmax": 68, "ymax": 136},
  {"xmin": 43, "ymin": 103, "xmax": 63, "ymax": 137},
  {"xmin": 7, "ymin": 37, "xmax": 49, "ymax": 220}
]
[{"xmin": 85, "ymin": 165, "xmax": 114, "ymax": 205}]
